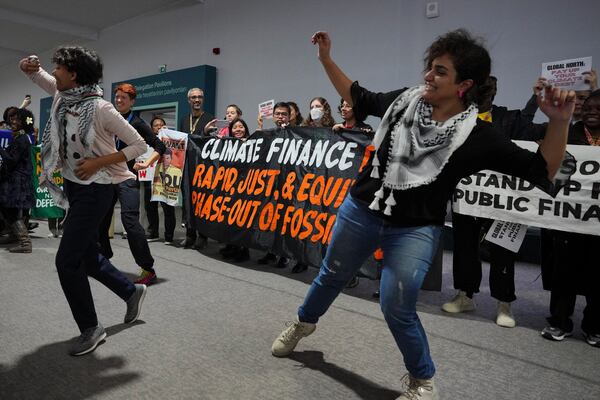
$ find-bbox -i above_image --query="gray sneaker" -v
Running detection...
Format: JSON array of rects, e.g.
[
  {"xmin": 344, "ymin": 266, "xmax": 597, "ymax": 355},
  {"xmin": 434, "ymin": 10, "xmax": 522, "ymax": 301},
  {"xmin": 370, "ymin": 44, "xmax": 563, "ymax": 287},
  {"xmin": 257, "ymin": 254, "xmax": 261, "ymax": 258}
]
[
  {"xmin": 271, "ymin": 317, "xmax": 316, "ymax": 357},
  {"xmin": 397, "ymin": 373, "xmax": 439, "ymax": 400},
  {"xmin": 124, "ymin": 284, "xmax": 147, "ymax": 324},
  {"xmin": 69, "ymin": 324, "xmax": 107, "ymax": 356}
]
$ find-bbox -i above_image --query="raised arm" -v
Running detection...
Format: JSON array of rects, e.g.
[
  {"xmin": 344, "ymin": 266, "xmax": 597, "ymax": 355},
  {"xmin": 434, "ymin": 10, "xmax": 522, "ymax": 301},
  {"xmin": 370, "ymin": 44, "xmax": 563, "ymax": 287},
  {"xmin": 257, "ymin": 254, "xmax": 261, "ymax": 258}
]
[
  {"xmin": 311, "ymin": 31, "xmax": 353, "ymax": 105},
  {"xmin": 19, "ymin": 56, "xmax": 58, "ymax": 96},
  {"xmin": 536, "ymin": 85, "xmax": 576, "ymax": 179}
]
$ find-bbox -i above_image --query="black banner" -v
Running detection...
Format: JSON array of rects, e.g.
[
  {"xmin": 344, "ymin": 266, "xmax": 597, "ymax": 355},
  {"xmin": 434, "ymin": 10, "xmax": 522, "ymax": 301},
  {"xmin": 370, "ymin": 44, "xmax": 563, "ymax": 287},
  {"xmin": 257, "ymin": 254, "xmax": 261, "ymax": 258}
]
[{"xmin": 183, "ymin": 127, "xmax": 371, "ymax": 266}]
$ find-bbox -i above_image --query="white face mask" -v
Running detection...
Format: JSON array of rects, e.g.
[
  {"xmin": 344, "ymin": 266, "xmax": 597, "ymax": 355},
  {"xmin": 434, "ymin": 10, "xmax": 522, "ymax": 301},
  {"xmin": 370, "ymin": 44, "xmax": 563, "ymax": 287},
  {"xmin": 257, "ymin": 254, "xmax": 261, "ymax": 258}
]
[{"xmin": 310, "ymin": 107, "xmax": 324, "ymax": 121}]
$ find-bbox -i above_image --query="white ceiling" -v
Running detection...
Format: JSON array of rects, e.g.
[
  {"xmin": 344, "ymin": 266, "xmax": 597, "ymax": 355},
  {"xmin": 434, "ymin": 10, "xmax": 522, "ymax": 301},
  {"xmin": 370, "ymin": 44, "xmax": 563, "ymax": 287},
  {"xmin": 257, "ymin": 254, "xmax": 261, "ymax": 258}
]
[{"xmin": 0, "ymin": 0, "xmax": 202, "ymax": 66}]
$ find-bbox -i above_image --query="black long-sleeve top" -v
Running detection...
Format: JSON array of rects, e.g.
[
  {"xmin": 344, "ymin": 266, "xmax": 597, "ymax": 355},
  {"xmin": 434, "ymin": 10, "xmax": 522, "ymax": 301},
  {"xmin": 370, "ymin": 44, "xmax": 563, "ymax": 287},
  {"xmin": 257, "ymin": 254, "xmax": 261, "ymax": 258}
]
[
  {"xmin": 349, "ymin": 81, "xmax": 552, "ymax": 227},
  {"xmin": 117, "ymin": 111, "xmax": 167, "ymax": 174}
]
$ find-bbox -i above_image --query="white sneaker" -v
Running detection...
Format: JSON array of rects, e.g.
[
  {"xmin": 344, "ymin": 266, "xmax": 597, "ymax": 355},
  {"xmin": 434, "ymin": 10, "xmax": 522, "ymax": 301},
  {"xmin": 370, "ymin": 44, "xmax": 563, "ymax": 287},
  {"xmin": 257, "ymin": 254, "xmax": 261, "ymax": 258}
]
[
  {"xmin": 271, "ymin": 317, "xmax": 316, "ymax": 357},
  {"xmin": 397, "ymin": 374, "xmax": 439, "ymax": 400},
  {"xmin": 441, "ymin": 290, "xmax": 475, "ymax": 313},
  {"xmin": 496, "ymin": 301, "xmax": 516, "ymax": 328}
]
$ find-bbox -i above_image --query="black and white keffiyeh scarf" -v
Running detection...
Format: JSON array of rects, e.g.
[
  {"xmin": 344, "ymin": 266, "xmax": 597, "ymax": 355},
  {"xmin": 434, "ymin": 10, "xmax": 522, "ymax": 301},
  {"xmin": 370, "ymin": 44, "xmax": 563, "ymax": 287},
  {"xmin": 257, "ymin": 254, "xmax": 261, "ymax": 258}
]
[
  {"xmin": 40, "ymin": 84, "xmax": 103, "ymax": 209},
  {"xmin": 369, "ymin": 85, "xmax": 478, "ymax": 215}
]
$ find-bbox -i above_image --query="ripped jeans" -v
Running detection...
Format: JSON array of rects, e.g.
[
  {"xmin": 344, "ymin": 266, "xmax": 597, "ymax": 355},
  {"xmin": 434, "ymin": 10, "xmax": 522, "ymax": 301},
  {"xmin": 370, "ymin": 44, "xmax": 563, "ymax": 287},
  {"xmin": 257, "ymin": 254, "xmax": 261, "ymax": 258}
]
[{"xmin": 298, "ymin": 195, "xmax": 441, "ymax": 379}]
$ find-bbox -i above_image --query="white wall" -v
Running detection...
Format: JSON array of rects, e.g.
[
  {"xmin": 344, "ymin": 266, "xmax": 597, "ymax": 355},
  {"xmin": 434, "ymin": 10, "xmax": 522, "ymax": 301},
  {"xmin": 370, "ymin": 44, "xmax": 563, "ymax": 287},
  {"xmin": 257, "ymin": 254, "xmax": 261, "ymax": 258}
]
[{"xmin": 1, "ymin": 0, "xmax": 598, "ymax": 130}]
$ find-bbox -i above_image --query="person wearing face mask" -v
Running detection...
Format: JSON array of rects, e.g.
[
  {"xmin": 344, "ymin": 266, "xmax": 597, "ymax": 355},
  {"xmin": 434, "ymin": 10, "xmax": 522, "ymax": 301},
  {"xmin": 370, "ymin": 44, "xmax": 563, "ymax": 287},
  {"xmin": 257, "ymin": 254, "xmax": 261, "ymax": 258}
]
[{"xmin": 301, "ymin": 97, "xmax": 336, "ymax": 128}]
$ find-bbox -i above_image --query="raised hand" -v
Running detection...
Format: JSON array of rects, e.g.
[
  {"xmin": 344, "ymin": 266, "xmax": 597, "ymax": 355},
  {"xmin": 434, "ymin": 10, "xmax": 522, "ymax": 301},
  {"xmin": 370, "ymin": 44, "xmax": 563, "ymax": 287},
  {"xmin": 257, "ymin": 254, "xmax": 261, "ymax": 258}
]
[
  {"xmin": 536, "ymin": 85, "xmax": 576, "ymax": 122},
  {"xmin": 311, "ymin": 31, "xmax": 331, "ymax": 61},
  {"xmin": 19, "ymin": 55, "xmax": 41, "ymax": 73},
  {"xmin": 532, "ymin": 77, "xmax": 548, "ymax": 94},
  {"xmin": 583, "ymin": 69, "xmax": 598, "ymax": 91}
]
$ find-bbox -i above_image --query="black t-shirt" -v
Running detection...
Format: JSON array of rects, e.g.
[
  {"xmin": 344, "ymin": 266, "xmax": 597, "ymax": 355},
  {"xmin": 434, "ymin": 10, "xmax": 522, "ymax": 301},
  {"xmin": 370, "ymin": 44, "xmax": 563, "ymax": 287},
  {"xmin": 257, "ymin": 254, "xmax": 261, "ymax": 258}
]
[
  {"xmin": 349, "ymin": 81, "xmax": 551, "ymax": 227},
  {"xmin": 179, "ymin": 112, "xmax": 214, "ymax": 135}
]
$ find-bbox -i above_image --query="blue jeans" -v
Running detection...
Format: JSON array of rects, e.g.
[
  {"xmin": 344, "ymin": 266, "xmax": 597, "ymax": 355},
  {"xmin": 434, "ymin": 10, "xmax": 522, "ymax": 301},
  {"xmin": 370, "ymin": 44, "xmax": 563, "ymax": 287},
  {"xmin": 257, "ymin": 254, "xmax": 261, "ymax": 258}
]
[
  {"xmin": 298, "ymin": 195, "xmax": 441, "ymax": 379},
  {"xmin": 57, "ymin": 180, "xmax": 135, "ymax": 332}
]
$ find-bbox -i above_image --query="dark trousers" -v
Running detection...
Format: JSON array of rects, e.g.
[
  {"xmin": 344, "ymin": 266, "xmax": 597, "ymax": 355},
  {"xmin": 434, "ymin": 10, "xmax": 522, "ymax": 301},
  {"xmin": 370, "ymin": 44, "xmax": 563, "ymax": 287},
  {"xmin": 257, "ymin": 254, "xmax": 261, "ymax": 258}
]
[
  {"xmin": 98, "ymin": 179, "xmax": 154, "ymax": 270},
  {"xmin": 57, "ymin": 180, "xmax": 135, "ymax": 332},
  {"xmin": 451, "ymin": 212, "xmax": 516, "ymax": 302},
  {"xmin": 1, "ymin": 207, "xmax": 21, "ymax": 224},
  {"xmin": 548, "ymin": 291, "xmax": 600, "ymax": 334},
  {"xmin": 142, "ymin": 181, "xmax": 175, "ymax": 241}
]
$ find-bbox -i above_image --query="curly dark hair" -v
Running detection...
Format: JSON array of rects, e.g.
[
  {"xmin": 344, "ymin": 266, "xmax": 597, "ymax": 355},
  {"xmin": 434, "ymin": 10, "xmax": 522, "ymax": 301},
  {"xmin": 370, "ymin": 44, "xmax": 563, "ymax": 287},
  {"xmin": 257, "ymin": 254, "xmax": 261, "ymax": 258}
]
[
  {"xmin": 585, "ymin": 89, "xmax": 600, "ymax": 104},
  {"xmin": 13, "ymin": 108, "xmax": 35, "ymax": 134},
  {"xmin": 52, "ymin": 46, "xmax": 103, "ymax": 85},
  {"xmin": 287, "ymin": 101, "xmax": 303, "ymax": 126},
  {"xmin": 425, "ymin": 29, "xmax": 491, "ymax": 108}
]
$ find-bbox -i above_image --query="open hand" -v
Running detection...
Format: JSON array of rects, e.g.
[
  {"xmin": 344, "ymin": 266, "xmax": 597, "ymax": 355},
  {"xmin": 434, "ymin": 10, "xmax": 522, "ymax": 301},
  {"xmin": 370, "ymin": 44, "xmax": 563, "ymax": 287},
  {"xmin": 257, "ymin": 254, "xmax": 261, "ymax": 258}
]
[{"xmin": 74, "ymin": 158, "xmax": 101, "ymax": 180}]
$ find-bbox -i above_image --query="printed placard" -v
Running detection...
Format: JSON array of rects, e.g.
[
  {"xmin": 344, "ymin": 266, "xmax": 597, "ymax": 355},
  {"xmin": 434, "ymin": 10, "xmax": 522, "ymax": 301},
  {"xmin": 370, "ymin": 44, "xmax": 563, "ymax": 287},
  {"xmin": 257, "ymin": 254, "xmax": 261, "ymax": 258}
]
[
  {"xmin": 484, "ymin": 220, "xmax": 528, "ymax": 253},
  {"xmin": 541, "ymin": 57, "xmax": 593, "ymax": 91},
  {"xmin": 258, "ymin": 99, "xmax": 275, "ymax": 119},
  {"xmin": 136, "ymin": 145, "xmax": 156, "ymax": 182}
]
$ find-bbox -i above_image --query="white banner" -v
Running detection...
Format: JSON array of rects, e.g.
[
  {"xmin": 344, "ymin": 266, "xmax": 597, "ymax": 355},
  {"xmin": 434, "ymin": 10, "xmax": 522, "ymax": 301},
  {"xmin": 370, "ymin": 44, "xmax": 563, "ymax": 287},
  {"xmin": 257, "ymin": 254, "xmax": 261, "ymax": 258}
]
[
  {"xmin": 452, "ymin": 141, "xmax": 600, "ymax": 236},
  {"xmin": 484, "ymin": 221, "xmax": 528, "ymax": 253},
  {"xmin": 136, "ymin": 145, "xmax": 156, "ymax": 182},
  {"xmin": 151, "ymin": 129, "xmax": 188, "ymax": 206}
]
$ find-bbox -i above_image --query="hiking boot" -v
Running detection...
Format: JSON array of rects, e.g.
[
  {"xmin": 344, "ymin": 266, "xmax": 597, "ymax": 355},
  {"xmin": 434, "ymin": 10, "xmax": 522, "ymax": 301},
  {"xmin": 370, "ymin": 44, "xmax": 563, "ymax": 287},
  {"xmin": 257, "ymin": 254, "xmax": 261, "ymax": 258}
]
[
  {"xmin": 441, "ymin": 291, "xmax": 475, "ymax": 313},
  {"xmin": 8, "ymin": 221, "xmax": 31, "ymax": 253},
  {"xmin": 69, "ymin": 324, "xmax": 107, "ymax": 356},
  {"xmin": 496, "ymin": 301, "xmax": 516, "ymax": 328},
  {"xmin": 397, "ymin": 374, "xmax": 439, "ymax": 400},
  {"xmin": 135, "ymin": 269, "xmax": 157, "ymax": 286},
  {"xmin": 540, "ymin": 326, "xmax": 572, "ymax": 341},
  {"xmin": 583, "ymin": 332, "xmax": 600, "ymax": 348},
  {"xmin": 124, "ymin": 284, "xmax": 147, "ymax": 324},
  {"xmin": 271, "ymin": 317, "xmax": 316, "ymax": 357}
]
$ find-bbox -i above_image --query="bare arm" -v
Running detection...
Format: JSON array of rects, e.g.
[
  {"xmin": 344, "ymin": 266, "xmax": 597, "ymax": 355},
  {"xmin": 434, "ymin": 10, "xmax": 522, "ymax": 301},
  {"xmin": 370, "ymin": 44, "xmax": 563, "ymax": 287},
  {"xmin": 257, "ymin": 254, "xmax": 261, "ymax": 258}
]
[
  {"xmin": 536, "ymin": 85, "xmax": 576, "ymax": 179},
  {"xmin": 133, "ymin": 151, "xmax": 160, "ymax": 171},
  {"xmin": 311, "ymin": 31, "xmax": 354, "ymax": 105}
]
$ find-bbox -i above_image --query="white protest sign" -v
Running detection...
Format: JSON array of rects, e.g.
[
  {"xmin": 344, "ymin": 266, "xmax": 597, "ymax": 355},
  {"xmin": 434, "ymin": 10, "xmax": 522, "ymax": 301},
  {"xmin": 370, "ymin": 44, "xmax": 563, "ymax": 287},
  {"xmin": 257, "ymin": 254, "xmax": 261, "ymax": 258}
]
[
  {"xmin": 541, "ymin": 57, "xmax": 592, "ymax": 91},
  {"xmin": 137, "ymin": 145, "xmax": 156, "ymax": 182},
  {"xmin": 258, "ymin": 99, "xmax": 275, "ymax": 119},
  {"xmin": 484, "ymin": 220, "xmax": 528, "ymax": 253}
]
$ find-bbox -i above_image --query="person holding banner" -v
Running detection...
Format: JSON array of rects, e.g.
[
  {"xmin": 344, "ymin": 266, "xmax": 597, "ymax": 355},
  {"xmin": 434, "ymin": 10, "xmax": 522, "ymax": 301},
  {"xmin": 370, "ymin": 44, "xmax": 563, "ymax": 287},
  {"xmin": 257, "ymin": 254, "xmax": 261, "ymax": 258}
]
[
  {"xmin": 443, "ymin": 75, "xmax": 547, "ymax": 328},
  {"xmin": 204, "ymin": 104, "xmax": 243, "ymax": 137},
  {"xmin": 144, "ymin": 116, "xmax": 176, "ymax": 244},
  {"xmin": 271, "ymin": 30, "xmax": 575, "ymax": 399},
  {"xmin": 540, "ymin": 90, "xmax": 600, "ymax": 347},
  {"xmin": 287, "ymin": 102, "xmax": 304, "ymax": 127},
  {"xmin": 20, "ymin": 47, "xmax": 148, "ymax": 356},
  {"xmin": 97, "ymin": 83, "xmax": 167, "ymax": 286},
  {"xmin": 0, "ymin": 108, "xmax": 35, "ymax": 253},
  {"xmin": 332, "ymin": 98, "xmax": 373, "ymax": 135}
]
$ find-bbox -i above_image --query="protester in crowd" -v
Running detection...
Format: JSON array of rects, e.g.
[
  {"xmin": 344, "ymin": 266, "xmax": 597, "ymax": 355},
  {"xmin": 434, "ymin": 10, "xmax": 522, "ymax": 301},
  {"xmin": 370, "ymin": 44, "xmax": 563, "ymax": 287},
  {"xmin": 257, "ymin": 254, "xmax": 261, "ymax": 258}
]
[
  {"xmin": 179, "ymin": 87, "xmax": 214, "ymax": 250},
  {"xmin": 442, "ymin": 75, "xmax": 546, "ymax": 328},
  {"xmin": 301, "ymin": 97, "xmax": 335, "ymax": 127},
  {"xmin": 96, "ymin": 83, "xmax": 166, "ymax": 286},
  {"xmin": 332, "ymin": 98, "xmax": 373, "ymax": 135},
  {"xmin": 219, "ymin": 118, "xmax": 252, "ymax": 262},
  {"xmin": 271, "ymin": 30, "xmax": 574, "ymax": 400},
  {"xmin": 20, "ymin": 48, "xmax": 148, "ymax": 356},
  {"xmin": 204, "ymin": 104, "xmax": 243, "ymax": 137},
  {"xmin": 257, "ymin": 102, "xmax": 292, "ymax": 269},
  {"xmin": 143, "ymin": 116, "xmax": 176, "ymax": 244},
  {"xmin": 540, "ymin": 90, "xmax": 600, "ymax": 348},
  {"xmin": 0, "ymin": 108, "xmax": 35, "ymax": 253},
  {"xmin": 1, "ymin": 106, "xmax": 19, "ymax": 130},
  {"xmin": 287, "ymin": 101, "xmax": 303, "ymax": 126},
  {"xmin": 571, "ymin": 70, "xmax": 597, "ymax": 123}
]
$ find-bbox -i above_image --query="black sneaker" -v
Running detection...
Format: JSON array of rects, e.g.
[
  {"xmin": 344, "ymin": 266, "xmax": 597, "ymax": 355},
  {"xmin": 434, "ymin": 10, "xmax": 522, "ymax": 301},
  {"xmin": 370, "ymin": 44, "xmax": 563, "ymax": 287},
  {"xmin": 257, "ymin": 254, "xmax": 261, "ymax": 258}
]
[
  {"xmin": 345, "ymin": 276, "xmax": 359, "ymax": 289},
  {"xmin": 274, "ymin": 257, "xmax": 290, "ymax": 269},
  {"xmin": 179, "ymin": 236, "xmax": 195, "ymax": 248},
  {"xmin": 258, "ymin": 253, "xmax": 277, "ymax": 265},
  {"xmin": 583, "ymin": 332, "xmax": 600, "ymax": 348},
  {"xmin": 146, "ymin": 233, "xmax": 159, "ymax": 242},
  {"xmin": 233, "ymin": 247, "xmax": 250, "ymax": 262},
  {"xmin": 193, "ymin": 236, "xmax": 208, "ymax": 251},
  {"xmin": 291, "ymin": 262, "xmax": 308, "ymax": 274},
  {"xmin": 124, "ymin": 284, "xmax": 147, "ymax": 324},
  {"xmin": 69, "ymin": 324, "xmax": 107, "ymax": 356},
  {"xmin": 541, "ymin": 326, "xmax": 573, "ymax": 341}
]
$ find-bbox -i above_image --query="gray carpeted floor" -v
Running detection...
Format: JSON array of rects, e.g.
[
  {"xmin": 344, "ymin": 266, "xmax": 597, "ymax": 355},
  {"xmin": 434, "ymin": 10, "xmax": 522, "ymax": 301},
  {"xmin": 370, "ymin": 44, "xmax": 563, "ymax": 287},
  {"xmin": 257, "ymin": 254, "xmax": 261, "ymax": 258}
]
[{"xmin": 1, "ymin": 221, "xmax": 598, "ymax": 400}]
